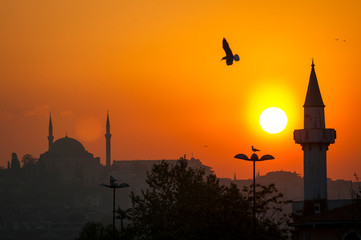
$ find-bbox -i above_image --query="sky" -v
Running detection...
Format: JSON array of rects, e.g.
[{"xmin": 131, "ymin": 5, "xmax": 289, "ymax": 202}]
[{"xmin": 1, "ymin": 0, "xmax": 361, "ymax": 180}]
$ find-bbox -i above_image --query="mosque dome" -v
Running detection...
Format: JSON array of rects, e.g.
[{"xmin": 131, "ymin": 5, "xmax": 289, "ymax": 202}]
[{"xmin": 50, "ymin": 136, "xmax": 88, "ymax": 157}]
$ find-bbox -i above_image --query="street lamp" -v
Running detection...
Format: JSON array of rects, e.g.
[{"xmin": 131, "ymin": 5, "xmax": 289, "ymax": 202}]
[
  {"xmin": 100, "ymin": 176, "xmax": 129, "ymax": 240},
  {"xmin": 234, "ymin": 147, "xmax": 274, "ymax": 237}
]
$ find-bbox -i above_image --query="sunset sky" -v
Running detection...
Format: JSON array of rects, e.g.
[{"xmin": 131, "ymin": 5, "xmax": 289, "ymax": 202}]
[{"xmin": 1, "ymin": 0, "xmax": 361, "ymax": 180}]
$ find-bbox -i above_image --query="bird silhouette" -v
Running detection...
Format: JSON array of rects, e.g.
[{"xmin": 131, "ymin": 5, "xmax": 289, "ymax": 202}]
[
  {"xmin": 222, "ymin": 38, "xmax": 239, "ymax": 66},
  {"xmin": 110, "ymin": 176, "xmax": 117, "ymax": 186},
  {"xmin": 252, "ymin": 146, "xmax": 260, "ymax": 153}
]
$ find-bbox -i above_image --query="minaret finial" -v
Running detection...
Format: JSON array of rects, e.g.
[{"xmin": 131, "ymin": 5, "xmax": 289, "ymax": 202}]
[
  {"xmin": 106, "ymin": 111, "xmax": 110, "ymax": 134},
  {"xmin": 311, "ymin": 58, "xmax": 315, "ymax": 67},
  {"xmin": 49, "ymin": 113, "xmax": 53, "ymax": 132},
  {"xmin": 48, "ymin": 113, "xmax": 54, "ymax": 151},
  {"xmin": 105, "ymin": 111, "xmax": 112, "ymax": 167}
]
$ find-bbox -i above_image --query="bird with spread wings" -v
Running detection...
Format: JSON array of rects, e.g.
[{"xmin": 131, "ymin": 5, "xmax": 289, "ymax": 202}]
[{"xmin": 222, "ymin": 38, "xmax": 239, "ymax": 66}]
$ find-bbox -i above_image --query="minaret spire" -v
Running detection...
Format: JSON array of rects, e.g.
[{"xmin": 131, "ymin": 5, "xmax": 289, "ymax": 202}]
[
  {"xmin": 294, "ymin": 61, "xmax": 336, "ymax": 215},
  {"xmin": 304, "ymin": 60, "xmax": 325, "ymax": 108},
  {"xmin": 106, "ymin": 110, "xmax": 110, "ymax": 134},
  {"xmin": 48, "ymin": 113, "xmax": 54, "ymax": 151},
  {"xmin": 105, "ymin": 111, "xmax": 112, "ymax": 167}
]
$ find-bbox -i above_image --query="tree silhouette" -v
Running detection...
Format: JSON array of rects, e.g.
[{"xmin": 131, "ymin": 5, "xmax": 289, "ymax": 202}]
[
  {"xmin": 74, "ymin": 222, "xmax": 119, "ymax": 240},
  {"xmin": 21, "ymin": 154, "xmax": 37, "ymax": 168},
  {"xmin": 10, "ymin": 152, "xmax": 20, "ymax": 169},
  {"xmin": 125, "ymin": 159, "xmax": 291, "ymax": 240},
  {"xmin": 242, "ymin": 183, "xmax": 292, "ymax": 239},
  {"xmin": 116, "ymin": 207, "xmax": 132, "ymax": 236},
  {"xmin": 350, "ymin": 173, "xmax": 361, "ymax": 231}
]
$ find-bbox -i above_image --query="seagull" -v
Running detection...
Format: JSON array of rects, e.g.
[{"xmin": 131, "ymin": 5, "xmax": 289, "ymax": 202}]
[
  {"xmin": 110, "ymin": 176, "xmax": 117, "ymax": 186},
  {"xmin": 222, "ymin": 38, "xmax": 239, "ymax": 66},
  {"xmin": 252, "ymin": 146, "xmax": 260, "ymax": 153}
]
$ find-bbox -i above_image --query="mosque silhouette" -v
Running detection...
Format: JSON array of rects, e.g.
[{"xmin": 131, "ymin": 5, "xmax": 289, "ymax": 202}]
[
  {"xmin": 38, "ymin": 114, "xmax": 104, "ymax": 184},
  {"xmin": 35, "ymin": 112, "xmax": 212, "ymax": 185}
]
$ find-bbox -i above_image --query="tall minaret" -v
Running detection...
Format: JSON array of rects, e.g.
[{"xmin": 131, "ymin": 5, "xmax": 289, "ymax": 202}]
[
  {"xmin": 294, "ymin": 61, "xmax": 336, "ymax": 214},
  {"xmin": 48, "ymin": 113, "xmax": 54, "ymax": 151},
  {"xmin": 105, "ymin": 111, "xmax": 111, "ymax": 167}
]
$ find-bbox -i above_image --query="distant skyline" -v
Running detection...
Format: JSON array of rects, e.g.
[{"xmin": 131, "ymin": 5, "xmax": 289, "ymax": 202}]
[{"xmin": 1, "ymin": 0, "xmax": 361, "ymax": 180}]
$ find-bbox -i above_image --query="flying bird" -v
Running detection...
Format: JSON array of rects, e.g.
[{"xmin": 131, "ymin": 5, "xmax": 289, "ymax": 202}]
[
  {"xmin": 252, "ymin": 146, "xmax": 260, "ymax": 153},
  {"xmin": 222, "ymin": 38, "xmax": 239, "ymax": 66}
]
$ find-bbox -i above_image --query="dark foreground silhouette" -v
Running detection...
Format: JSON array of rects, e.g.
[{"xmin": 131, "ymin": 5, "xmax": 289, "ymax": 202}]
[
  {"xmin": 222, "ymin": 38, "xmax": 240, "ymax": 66},
  {"xmin": 76, "ymin": 159, "xmax": 292, "ymax": 240}
]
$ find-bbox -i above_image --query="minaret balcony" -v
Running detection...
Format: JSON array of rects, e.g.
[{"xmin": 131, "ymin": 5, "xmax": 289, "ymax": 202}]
[{"xmin": 294, "ymin": 129, "xmax": 336, "ymax": 144}]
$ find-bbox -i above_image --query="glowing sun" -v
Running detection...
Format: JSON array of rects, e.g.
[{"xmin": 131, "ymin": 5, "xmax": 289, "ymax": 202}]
[{"xmin": 259, "ymin": 107, "xmax": 288, "ymax": 134}]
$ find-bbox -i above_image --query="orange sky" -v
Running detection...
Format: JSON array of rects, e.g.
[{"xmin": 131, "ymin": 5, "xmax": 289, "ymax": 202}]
[{"xmin": 1, "ymin": 0, "xmax": 361, "ymax": 180}]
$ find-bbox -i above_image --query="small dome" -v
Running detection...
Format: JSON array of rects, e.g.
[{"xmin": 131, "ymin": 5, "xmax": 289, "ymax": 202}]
[{"xmin": 50, "ymin": 136, "xmax": 87, "ymax": 157}]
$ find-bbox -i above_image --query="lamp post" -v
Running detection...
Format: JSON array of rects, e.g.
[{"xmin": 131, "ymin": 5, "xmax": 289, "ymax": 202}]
[
  {"xmin": 234, "ymin": 147, "xmax": 274, "ymax": 237},
  {"xmin": 100, "ymin": 176, "xmax": 129, "ymax": 240}
]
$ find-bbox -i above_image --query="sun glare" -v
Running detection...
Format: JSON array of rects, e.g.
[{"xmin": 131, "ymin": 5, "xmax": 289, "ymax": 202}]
[
  {"xmin": 75, "ymin": 118, "xmax": 103, "ymax": 142},
  {"xmin": 259, "ymin": 107, "xmax": 288, "ymax": 134}
]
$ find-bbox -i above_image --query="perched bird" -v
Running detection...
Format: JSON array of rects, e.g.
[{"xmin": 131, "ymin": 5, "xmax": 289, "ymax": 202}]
[
  {"xmin": 222, "ymin": 38, "xmax": 239, "ymax": 66},
  {"xmin": 110, "ymin": 176, "xmax": 117, "ymax": 186},
  {"xmin": 252, "ymin": 146, "xmax": 260, "ymax": 153}
]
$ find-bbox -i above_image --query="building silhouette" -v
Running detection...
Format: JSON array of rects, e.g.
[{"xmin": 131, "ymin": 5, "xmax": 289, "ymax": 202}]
[
  {"xmin": 1, "ymin": 112, "xmax": 213, "ymax": 240},
  {"xmin": 36, "ymin": 113, "xmax": 212, "ymax": 185},
  {"xmin": 292, "ymin": 62, "xmax": 360, "ymax": 240},
  {"xmin": 294, "ymin": 60, "xmax": 337, "ymax": 214},
  {"xmin": 38, "ymin": 115, "xmax": 102, "ymax": 184}
]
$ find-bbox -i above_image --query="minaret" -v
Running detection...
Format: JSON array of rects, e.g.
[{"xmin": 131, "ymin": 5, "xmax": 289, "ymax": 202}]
[
  {"xmin": 105, "ymin": 111, "xmax": 111, "ymax": 167},
  {"xmin": 48, "ymin": 113, "xmax": 54, "ymax": 151},
  {"xmin": 294, "ymin": 61, "xmax": 336, "ymax": 214}
]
